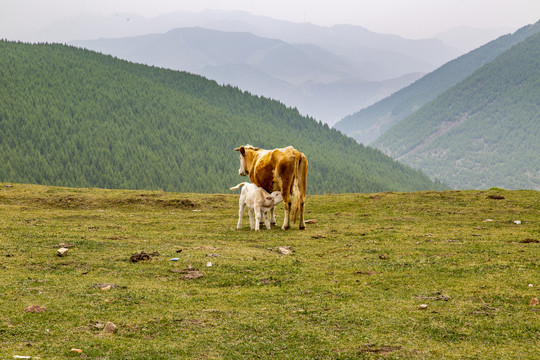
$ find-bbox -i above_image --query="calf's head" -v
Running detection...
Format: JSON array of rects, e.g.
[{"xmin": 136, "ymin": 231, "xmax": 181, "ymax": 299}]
[{"xmin": 266, "ymin": 191, "xmax": 283, "ymax": 206}]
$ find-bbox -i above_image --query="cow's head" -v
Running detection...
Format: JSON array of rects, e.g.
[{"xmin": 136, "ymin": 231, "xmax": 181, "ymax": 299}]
[{"xmin": 234, "ymin": 145, "xmax": 258, "ymax": 176}]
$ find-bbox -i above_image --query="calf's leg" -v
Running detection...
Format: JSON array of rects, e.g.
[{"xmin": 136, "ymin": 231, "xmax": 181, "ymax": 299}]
[
  {"xmin": 254, "ymin": 205, "xmax": 262, "ymax": 231},
  {"xmin": 248, "ymin": 208, "xmax": 255, "ymax": 230},
  {"xmin": 262, "ymin": 209, "xmax": 271, "ymax": 230},
  {"xmin": 237, "ymin": 200, "xmax": 245, "ymax": 229}
]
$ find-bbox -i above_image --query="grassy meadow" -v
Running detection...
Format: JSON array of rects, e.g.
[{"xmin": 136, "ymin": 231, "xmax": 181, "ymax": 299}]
[{"xmin": 0, "ymin": 183, "xmax": 538, "ymax": 359}]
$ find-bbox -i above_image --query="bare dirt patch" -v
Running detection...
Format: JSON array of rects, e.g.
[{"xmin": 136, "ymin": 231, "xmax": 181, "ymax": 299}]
[
  {"xmin": 358, "ymin": 344, "xmax": 402, "ymax": 354},
  {"xmin": 130, "ymin": 252, "xmax": 160, "ymax": 262}
]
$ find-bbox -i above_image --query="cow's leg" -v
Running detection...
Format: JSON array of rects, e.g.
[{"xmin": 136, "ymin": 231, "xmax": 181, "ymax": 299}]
[
  {"xmin": 299, "ymin": 204, "xmax": 306, "ymax": 229},
  {"xmin": 281, "ymin": 192, "xmax": 291, "ymax": 230},
  {"xmin": 282, "ymin": 205, "xmax": 290, "ymax": 230},
  {"xmin": 297, "ymin": 154, "xmax": 308, "ymax": 230},
  {"xmin": 237, "ymin": 200, "xmax": 245, "ymax": 229},
  {"xmin": 297, "ymin": 189, "xmax": 306, "ymax": 230},
  {"xmin": 248, "ymin": 208, "xmax": 255, "ymax": 230}
]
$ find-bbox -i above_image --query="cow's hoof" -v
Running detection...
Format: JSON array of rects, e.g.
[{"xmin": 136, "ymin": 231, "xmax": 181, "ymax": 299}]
[
  {"xmin": 281, "ymin": 225, "xmax": 290, "ymax": 230},
  {"xmin": 299, "ymin": 225, "xmax": 306, "ymax": 230}
]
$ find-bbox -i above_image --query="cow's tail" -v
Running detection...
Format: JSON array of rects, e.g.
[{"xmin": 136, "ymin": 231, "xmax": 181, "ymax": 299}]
[
  {"xmin": 291, "ymin": 183, "xmax": 301, "ymax": 224},
  {"xmin": 291, "ymin": 153, "xmax": 307, "ymax": 224},
  {"xmin": 230, "ymin": 182, "xmax": 249, "ymax": 191}
]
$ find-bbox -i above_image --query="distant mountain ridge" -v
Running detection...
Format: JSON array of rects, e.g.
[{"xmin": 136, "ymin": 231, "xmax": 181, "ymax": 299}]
[
  {"xmin": 72, "ymin": 27, "xmax": 356, "ymax": 85},
  {"xmin": 334, "ymin": 21, "xmax": 540, "ymax": 144},
  {"xmin": 36, "ymin": 10, "xmax": 462, "ymax": 80},
  {"xmin": 71, "ymin": 27, "xmax": 422, "ymax": 125},
  {"xmin": 372, "ymin": 31, "xmax": 540, "ymax": 190},
  {"xmin": 0, "ymin": 40, "xmax": 445, "ymax": 193},
  {"xmin": 435, "ymin": 26, "xmax": 514, "ymax": 53}
]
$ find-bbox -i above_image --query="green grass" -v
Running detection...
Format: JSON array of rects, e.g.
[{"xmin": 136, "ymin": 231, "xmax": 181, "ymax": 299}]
[{"xmin": 0, "ymin": 183, "xmax": 538, "ymax": 359}]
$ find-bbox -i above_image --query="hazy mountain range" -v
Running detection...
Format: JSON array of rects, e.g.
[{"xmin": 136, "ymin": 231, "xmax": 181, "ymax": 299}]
[
  {"xmin": 71, "ymin": 26, "xmax": 423, "ymax": 125},
  {"xmin": 22, "ymin": 10, "xmax": 503, "ymax": 125},
  {"xmin": 435, "ymin": 26, "xmax": 514, "ymax": 53},
  {"xmin": 334, "ymin": 22, "xmax": 540, "ymax": 144},
  {"xmin": 372, "ymin": 29, "xmax": 540, "ymax": 190},
  {"xmin": 33, "ymin": 10, "xmax": 463, "ymax": 78},
  {"xmin": 15, "ymin": 10, "xmax": 538, "ymax": 190}
]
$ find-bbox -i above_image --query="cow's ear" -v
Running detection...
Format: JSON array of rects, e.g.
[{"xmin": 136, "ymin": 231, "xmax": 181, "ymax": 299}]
[{"xmin": 234, "ymin": 146, "xmax": 245, "ymax": 155}]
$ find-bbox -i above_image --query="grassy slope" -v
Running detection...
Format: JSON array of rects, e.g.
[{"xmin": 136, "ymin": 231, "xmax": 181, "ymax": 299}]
[{"xmin": 0, "ymin": 183, "xmax": 538, "ymax": 359}]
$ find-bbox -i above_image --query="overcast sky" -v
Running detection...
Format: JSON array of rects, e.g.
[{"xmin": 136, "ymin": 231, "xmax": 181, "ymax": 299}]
[{"xmin": 1, "ymin": 0, "xmax": 539, "ymax": 40}]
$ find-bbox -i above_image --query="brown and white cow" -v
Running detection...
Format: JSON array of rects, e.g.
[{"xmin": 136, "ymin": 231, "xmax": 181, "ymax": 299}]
[{"xmin": 234, "ymin": 145, "xmax": 308, "ymax": 230}]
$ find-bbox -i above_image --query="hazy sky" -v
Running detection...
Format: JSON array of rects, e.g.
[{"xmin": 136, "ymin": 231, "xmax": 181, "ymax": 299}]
[{"xmin": 1, "ymin": 0, "xmax": 539, "ymax": 40}]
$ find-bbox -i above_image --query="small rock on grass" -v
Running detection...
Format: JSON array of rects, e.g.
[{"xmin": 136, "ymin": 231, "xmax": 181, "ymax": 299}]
[
  {"xmin": 91, "ymin": 321, "xmax": 105, "ymax": 329},
  {"xmin": 94, "ymin": 283, "xmax": 123, "ymax": 290},
  {"xmin": 277, "ymin": 246, "xmax": 293, "ymax": 255},
  {"xmin": 57, "ymin": 247, "xmax": 69, "ymax": 257},
  {"xmin": 418, "ymin": 304, "xmax": 428, "ymax": 310},
  {"xmin": 530, "ymin": 298, "xmax": 539, "ymax": 306},
  {"xmin": 103, "ymin": 322, "xmax": 118, "ymax": 333}
]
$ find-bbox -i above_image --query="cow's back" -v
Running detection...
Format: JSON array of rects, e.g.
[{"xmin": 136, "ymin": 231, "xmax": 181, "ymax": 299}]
[{"xmin": 252, "ymin": 148, "xmax": 297, "ymax": 192}]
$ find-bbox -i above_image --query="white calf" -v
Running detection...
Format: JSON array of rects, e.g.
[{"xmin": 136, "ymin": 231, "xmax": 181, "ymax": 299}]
[{"xmin": 230, "ymin": 182, "xmax": 283, "ymax": 231}]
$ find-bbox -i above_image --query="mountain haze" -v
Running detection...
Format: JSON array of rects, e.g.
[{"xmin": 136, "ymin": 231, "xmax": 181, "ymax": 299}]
[
  {"xmin": 35, "ymin": 10, "xmax": 461, "ymax": 80},
  {"xmin": 0, "ymin": 40, "xmax": 445, "ymax": 193},
  {"xmin": 334, "ymin": 21, "xmax": 540, "ymax": 144},
  {"xmin": 435, "ymin": 26, "xmax": 514, "ymax": 53},
  {"xmin": 71, "ymin": 27, "xmax": 422, "ymax": 125},
  {"xmin": 372, "ymin": 32, "xmax": 540, "ymax": 190}
]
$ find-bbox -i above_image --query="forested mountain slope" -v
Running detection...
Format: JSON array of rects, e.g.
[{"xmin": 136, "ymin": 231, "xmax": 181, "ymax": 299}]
[
  {"xmin": 372, "ymin": 32, "xmax": 540, "ymax": 190},
  {"xmin": 334, "ymin": 20, "xmax": 540, "ymax": 144},
  {"xmin": 0, "ymin": 41, "xmax": 445, "ymax": 193}
]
